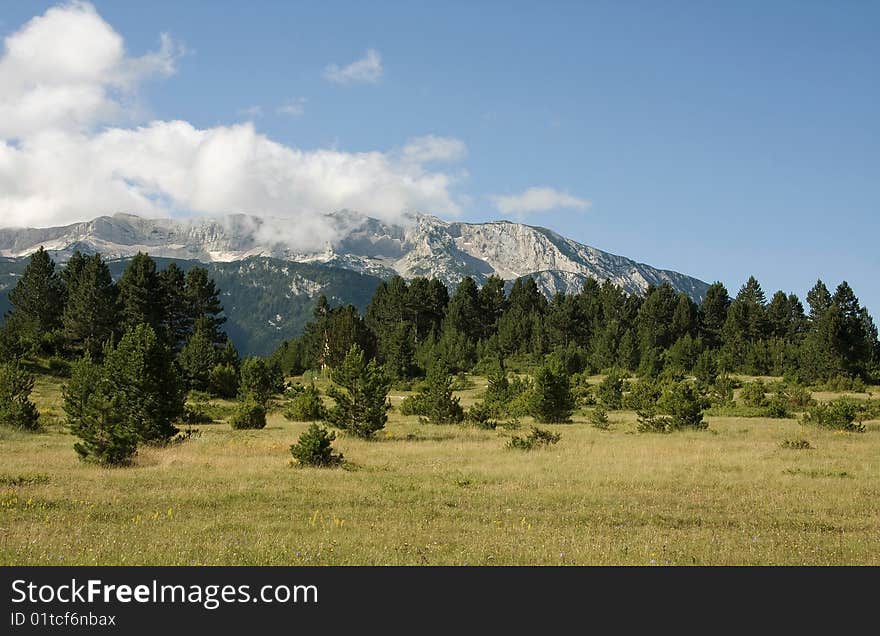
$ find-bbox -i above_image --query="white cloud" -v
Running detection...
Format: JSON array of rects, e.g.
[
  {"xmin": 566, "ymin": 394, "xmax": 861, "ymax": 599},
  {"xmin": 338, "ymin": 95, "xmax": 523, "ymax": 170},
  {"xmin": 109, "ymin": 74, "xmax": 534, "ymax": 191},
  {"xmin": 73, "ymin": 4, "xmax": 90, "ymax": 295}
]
[
  {"xmin": 276, "ymin": 97, "xmax": 306, "ymax": 116},
  {"xmin": 0, "ymin": 4, "xmax": 463, "ymax": 248},
  {"xmin": 0, "ymin": 1, "xmax": 181, "ymax": 139},
  {"xmin": 400, "ymin": 135, "xmax": 467, "ymax": 164},
  {"xmin": 492, "ymin": 187, "xmax": 590, "ymax": 217},
  {"xmin": 324, "ymin": 49, "xmax": 383, "ymax": 84}
]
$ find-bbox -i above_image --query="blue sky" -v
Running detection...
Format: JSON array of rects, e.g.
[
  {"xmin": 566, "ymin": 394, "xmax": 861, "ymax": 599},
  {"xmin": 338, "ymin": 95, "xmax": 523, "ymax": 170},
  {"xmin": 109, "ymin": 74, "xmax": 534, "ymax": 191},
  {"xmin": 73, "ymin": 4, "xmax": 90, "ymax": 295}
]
[{"xmin": 1, "ymin": 1, "xmax": 878, "ymax": 316}]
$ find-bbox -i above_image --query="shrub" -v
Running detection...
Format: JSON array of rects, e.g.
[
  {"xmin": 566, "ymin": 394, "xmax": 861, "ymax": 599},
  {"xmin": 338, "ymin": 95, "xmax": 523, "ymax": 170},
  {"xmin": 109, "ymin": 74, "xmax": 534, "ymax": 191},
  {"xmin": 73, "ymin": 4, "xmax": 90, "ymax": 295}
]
[
  {"xmin": 465, "ymin": 401, "xmax": 498, "ymax": 429},
  {"xmin": 801, "ymin": 399, "xmax": 865, "ymax": 432},
  {"xmin": 624, "ymin": 378, "xmax": 661, "ymax": 411},
  {"xmin": 239, "ymin": 357, "xmax": 276, "ymax": 405},
  {"xmin": 450, "ymin": 372, "xmax": 474, "ymax": 391},
  {"xmin": 763, "ymin": 394, "xmax": 791, "ymax": 419},
  {"xmin": 283, "ymin": 383, "xmax": 326, "ymax": 421},
  {"xmin": 47, "ymin": 356, "xmax": 71, "ymax": 378},
  {"xmin": 638, "ymin": 381, "xmax": 708, "ymax": 433},
  {"xmin": 590, "ymin": 406, "xmax": 610, "ymax": 430},
  {"xmin": 780, "ymin": 385, "xmax": 815, "ymax": 410},
  {"xmin": 661, "ymin": 382, "xmax": 709, "ymax": 430},
  {"xmin": 819, "ymin": 376, "xmax": 867, "ymax": 393},
  {"xmin": 183, "ymin": 391, "xmax": 214, "ymax": 424},
  {"xmin": 739, "ymin": 381, "xmax": 767, "ymax": 407},
  {"xmin": 507, "ymin": 426, "xmax": 561, "ymax": 451},
  {"xmin": 290, "ymin": 423, "xmax": 343, "ymax": 467},
  {"xmin": 597, "ymin": 369, "xmax": 625, "ymax": 409},
  {"xmin": 230, "ymin": 395, "xmax": 267, "ymax": 430},
  {"xmin": 325, "ymin": 345, "xmax": 390, "ymax": 439},
  {"xmin": 208, "ymin": 363, "xmax": 239, "ymax": 398},
  {"xmin": 571, "ymin": 374, "xmax": 596, "ymax": 407},
  {"xmin": 0, "ymin": 361, "xmax": 40, "ymax": 431},
  {"xmin": 528, "ymin": 363, "xmax": 575, "ymax": 423},
  {"xmin": 708, "ymin": 374, "xmax": 736, "ymax": 406},
  {"xmin": 399, "ymin": 392, "xmax": 428, "ymax": 417},
  {"xmin": 780, "ymin": 438, "xmax": 812, "ymax": 450}
]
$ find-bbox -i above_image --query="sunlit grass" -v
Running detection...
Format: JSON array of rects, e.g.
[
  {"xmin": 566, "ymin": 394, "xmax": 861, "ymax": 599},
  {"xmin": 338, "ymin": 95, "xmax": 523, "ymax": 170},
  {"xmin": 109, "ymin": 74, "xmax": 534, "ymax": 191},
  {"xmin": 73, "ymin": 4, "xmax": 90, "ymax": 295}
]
[{"xmin": 0, "ymin": 375, "xmax": 878, "ymax": 565}]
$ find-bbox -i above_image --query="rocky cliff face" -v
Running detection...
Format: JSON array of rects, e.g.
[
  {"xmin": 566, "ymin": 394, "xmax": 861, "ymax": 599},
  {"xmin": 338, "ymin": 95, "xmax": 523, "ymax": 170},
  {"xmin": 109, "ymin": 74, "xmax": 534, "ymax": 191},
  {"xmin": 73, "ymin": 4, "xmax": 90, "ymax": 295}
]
[{"xmin": 0, "ymin": 211, "xmax": 709, "ymax": 300}]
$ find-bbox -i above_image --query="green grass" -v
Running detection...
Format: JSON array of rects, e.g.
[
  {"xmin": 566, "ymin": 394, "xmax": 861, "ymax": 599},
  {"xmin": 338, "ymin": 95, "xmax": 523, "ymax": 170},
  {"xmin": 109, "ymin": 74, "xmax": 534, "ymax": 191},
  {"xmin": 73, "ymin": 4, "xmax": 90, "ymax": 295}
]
[{"xmin": 1, "ymin": 375, "xmax": 878, "ymax": 565}]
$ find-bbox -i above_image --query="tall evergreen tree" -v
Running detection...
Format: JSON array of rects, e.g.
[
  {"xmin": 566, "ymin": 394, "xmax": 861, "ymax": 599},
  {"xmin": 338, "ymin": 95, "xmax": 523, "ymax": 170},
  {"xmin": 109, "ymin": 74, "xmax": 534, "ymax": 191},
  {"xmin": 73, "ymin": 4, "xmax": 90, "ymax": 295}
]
[
  {"xmin": 806, "ymin": 279, "xmax": 832, "ymax": 321},
  {"xmin": 118, "ymin": 253, "xmax": 164, "ymax": 335},
  {"xmin": 60, "ymin": 250, "xmax": 89, "ymax": 302},
  {"xmin": 184, "ymin": 266, "xmax": 226, "ymax": 346},
  {"xmin": 62, "ymin": 254, "xmax": 118, "ymax": 357},
  {"xmin": 178, "ymin": 322, "xmax": 219, "ymax": 391},
  {"xmin": 102, "ymin": 324, "xmax": 184, "ymax": 443},
  {"xmin": 444, "ymin": 276, "xmax": 483, "ymax": 343},
  {"xmin": 6, "ymin": 247, "xmax": 64, "ymax": 350},
  {"xmin": 159, "ymin": 262, "xmax": 191, "ymax": 352},
  {"xmin": 698, "ymin": 282, "xmax": 731, "ymax": 349},
  {"xmin": 477, "ymin": 274, "xmax": 507, "ymax": 339},
  {"xmin": 671, "ymin": 293, "xmax": 697, "ymax": 340},
  {"xmin": 637, "ymin": 283, "xmax": 678, "ymax": 354},
  {"xmin": 498, "ymin": 277, "xmax": 546, "ymax": 355}
]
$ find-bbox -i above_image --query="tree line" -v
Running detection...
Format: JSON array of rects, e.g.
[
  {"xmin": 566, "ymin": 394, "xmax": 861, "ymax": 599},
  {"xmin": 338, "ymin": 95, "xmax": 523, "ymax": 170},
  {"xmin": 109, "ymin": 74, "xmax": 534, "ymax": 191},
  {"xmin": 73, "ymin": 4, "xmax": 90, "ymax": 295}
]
[{"xmin": 272, "ymin": 273, "xmax": 880, "ymax": 385}]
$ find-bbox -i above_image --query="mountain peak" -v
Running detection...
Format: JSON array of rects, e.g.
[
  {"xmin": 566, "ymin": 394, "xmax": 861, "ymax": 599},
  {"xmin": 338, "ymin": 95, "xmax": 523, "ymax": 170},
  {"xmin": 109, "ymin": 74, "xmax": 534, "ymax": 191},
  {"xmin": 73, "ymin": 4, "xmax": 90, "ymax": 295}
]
[{"xmin": 0, "ymin": 212, "xmax": 709, "ymax": 300}]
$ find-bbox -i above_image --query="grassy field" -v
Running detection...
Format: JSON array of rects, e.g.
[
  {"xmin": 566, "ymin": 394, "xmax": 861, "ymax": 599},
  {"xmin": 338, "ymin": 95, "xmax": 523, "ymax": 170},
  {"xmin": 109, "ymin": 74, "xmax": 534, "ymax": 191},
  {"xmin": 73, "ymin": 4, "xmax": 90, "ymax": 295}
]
[{"xmin": 1, "ymin": 373, "xmax": 879, "ymax": 565}]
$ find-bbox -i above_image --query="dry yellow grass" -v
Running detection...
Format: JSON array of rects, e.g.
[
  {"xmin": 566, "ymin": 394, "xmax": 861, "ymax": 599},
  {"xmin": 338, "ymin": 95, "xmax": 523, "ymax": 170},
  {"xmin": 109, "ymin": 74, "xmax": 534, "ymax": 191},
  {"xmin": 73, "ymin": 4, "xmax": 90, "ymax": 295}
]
[{"xmin": 1, "ymin": 375, "xmax": 878, "ymax": 565}]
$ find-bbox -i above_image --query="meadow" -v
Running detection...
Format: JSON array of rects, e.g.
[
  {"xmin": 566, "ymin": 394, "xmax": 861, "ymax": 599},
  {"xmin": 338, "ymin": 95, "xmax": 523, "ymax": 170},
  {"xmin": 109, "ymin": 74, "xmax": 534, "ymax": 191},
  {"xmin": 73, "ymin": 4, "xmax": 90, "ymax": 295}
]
[{"xmin": 1, "ymin": 372, "xmax": 879, "ymax": 566}]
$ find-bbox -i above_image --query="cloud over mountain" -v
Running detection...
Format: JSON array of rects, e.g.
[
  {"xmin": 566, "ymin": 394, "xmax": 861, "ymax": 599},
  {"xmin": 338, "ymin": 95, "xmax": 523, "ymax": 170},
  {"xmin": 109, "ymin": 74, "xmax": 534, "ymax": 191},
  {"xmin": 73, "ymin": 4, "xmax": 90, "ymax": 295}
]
[{"xmin": 0, "ymin": 4, "xmax": 461, "ymax": 235}]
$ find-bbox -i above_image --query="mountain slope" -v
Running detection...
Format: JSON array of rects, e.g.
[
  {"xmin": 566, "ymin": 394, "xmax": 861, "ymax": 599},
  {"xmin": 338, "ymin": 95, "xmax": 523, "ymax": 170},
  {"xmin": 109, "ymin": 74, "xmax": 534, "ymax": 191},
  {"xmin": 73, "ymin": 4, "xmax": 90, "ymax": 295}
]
[{"xmin": 0, "ymin": 212, "xmax": 710, "ymax": 301}]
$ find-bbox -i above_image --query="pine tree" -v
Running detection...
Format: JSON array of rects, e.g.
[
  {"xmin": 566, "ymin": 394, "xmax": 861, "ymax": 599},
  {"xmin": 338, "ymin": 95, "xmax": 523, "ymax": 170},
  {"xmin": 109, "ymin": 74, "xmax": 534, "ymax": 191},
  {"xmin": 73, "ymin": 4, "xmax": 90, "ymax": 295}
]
[
  {"xmin": 671, "ymin": 293, "xmax": 697, "ymax": 340},
  {"xmin": 498, "ymin": 277, "xmax": 546, "ymax": 355},
  {"xmin": 208, "ymin": 363, "xmax": 239, "ymax": 398},
  {"xmin": 70, "ymin": 390, "xmax": 138, "ymax": 466},
  {"xmin": 806, "ymin": 280, "xmax": 832, "ymax": 321},
  {"xmin": 62, "ymin": 253, "xmax": 118, "ymax": 357},
  {"xmin": 637, "ymin": 283, "xmax": 679, "ymax": 354},
  {"xmin": 179, "ymin": 324, "xmax": 219, "ymax": 391},
  {"xmin": 239, "ymin": 356, "xmax": 276, "ymax": 405},
  {"xmin": 0, "ymin": 360, "xmax": 40, "ymax": 431},
  {"xmin": 445, "ymin": 277, "xmax": 483, "ymax": 343},
  {"xmin": 60, "ymin": 250, "xmax": 89, "ymax": 301},
  {"xmin": 383, "ymin": 322, "xmax": 417, "ymax": 381},
  {"xmin": 406, "ymin": 277, "xmax": 448, "ymax": 341},
  {"xmin": 102, "ymin": 324, "xmax": 184, "ymax": 443},
  {"xmin": 326, "ymin": 345, "xmax": 390, "ymax": 438},
  {"xmin": 420, "ymin": 362, "xmax": 464, "ymax": 424},
  {"xmin": 290, "ymin": 423, "xmax": 343, "ymax": 467},
  {"xmin": 477, "ymin": 275, "xmax": 507, "ymax": 339},
  {"xmin": 6, "ymin": 247, "xmax": 64, "ymax": 351},
  {"xmin": 528, "ymin": 362, "xmax": 575, "ymax": 423},
  {"xmin": 118, "ymin": 253, "xmax": 164, "ymax": 335},
  {"xmin": 159, "ymin": 262, "xmax": 191, "ymax": 352},
  {"xmin": 698, "ymin": 282, "xmax": 731, "ymax": 349},
  {"xmin": 597, "ymin": 368, "xmax": 625, "ymax": 409},
  {"xmin": 184, "ymin": 267, "xmax": 227, "ymax": 346},
  {"xmin": 831, "ymin": 282, "xmax": 872, "ymax": 378}
]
